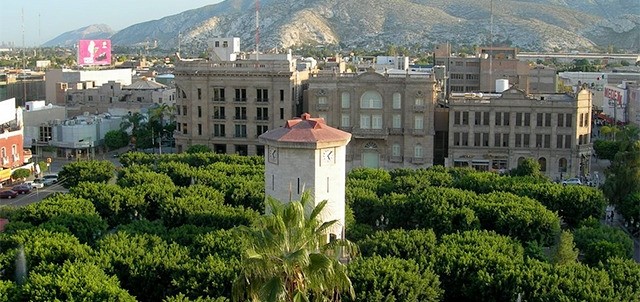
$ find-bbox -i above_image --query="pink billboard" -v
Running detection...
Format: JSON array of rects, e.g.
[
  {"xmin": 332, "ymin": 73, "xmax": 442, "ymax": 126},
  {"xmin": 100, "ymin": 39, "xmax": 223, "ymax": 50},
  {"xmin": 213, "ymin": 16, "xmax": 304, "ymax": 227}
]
[{"xmin": 78, "ymin": 39, "xmax": 111, "ymax": 66}]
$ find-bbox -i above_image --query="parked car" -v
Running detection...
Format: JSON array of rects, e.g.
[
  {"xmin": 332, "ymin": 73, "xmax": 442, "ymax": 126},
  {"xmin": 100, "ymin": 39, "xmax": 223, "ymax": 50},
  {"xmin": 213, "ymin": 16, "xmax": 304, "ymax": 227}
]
[
  {"xmin": 43, "ymin": 174, "xmax": 59, "ymax": 183},
  {"xmin": 12, "ymin": 184, "xmax": 31, "ymax": 194},
  {"xmin": 0, "ymin": 190, "xmax": 19, "ymax": 199},
  {"xmin": 34, "ymin": 178, "xmax": 55, "ymax": 186},
  {"xmin": 562, "ymin": 178, "xmax": 582, "ymax": 186},
  {"xmin": 24, "ymin": 180, "xmax": 44, "ymax": 189}
]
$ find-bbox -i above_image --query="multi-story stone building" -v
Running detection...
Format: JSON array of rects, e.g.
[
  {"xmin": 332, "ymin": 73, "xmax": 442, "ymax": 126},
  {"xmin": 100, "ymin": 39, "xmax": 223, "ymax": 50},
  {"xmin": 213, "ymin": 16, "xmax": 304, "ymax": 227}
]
[
  {"xmin": 434, "ymin": 43, "xmax": 557, "ymax": 95},
  {"xmin": 173, "ymin": 37, "xmax": 309, "ymax": 155},
  {"xmin": 446, "ymin": 88, "xmax": 593, "ymax": 179},
  {"xmin": 304, "ymin": 67, "xmax": 439, "ymax": 170}
]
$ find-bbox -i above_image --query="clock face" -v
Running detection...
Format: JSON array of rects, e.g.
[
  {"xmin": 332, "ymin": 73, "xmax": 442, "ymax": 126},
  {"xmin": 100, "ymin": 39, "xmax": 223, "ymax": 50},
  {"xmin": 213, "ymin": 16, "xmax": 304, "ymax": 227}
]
[
  {"xmin": 268, "ymin": 147, "xmax": 278, "ymax": 164},
  {"xmin": 321, "ymin": 148, "xmax": 334, "ymax": 165}
]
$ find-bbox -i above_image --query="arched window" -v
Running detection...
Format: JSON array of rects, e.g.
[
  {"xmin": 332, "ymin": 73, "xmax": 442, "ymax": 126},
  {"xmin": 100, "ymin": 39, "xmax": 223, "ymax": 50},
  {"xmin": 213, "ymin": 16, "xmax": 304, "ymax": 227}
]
[
  {"xmin": 360, "ymin": 91, "xmax": 383, "ymax": 109},
  {"xmin": 538, "ymin": 157, "xmax": 547, "ymax": 172},
  {"xmin": 559, "ymin": 158, "xmax": 568, "ymax": 173},
  {"xmin": 414, "ymin": 144, "xmax": 423, "ymax": 158},
  {"xmin": 1, "ymin": 147, "xmax": 5, "ymax": 158}
]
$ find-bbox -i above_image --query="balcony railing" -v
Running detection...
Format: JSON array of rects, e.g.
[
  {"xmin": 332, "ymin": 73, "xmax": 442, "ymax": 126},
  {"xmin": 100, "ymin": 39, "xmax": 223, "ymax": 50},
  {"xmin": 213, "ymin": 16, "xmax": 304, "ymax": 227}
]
[
  {"xmin": 212, "ymin": 97, "xmax": 226, "ymax": 103},
  {"xmin": 255, "ymin": 98, "xmax": 269, "ymax": 103},
  {"xmin": 413, "ymin": 105, "xmax": 426, "ymax": 112},
  {"xmin": 255, "ymin": 116, "xmax": 269, "ymax": 122},
  {"xmin": 388, "ymin": 127, "xmax": 404, "ymax": 135},
  {"xmin": 389, "ymin": 155, "xmax": 403, "ymax": 163},
  {"xmin": 316, "ymin": 103, "xmax": 329, "ymax": 111},
  {"xmin": 233, "ymin": 98, "xmax": 247, "ymax": 103},
  {"xmin": 352, "ymin": 128, "xmax": 387, "ymax": 139},
  {"xmin": 410, "ymin": 128, "xmax": 426, "ymax": 136},
  {"xmin": 234, "ymin": 115, "xmax": 248, "ymax": 121},
  {"xmin": 212, "ymin": 115, "xmax": 226, "ymax": 121}
]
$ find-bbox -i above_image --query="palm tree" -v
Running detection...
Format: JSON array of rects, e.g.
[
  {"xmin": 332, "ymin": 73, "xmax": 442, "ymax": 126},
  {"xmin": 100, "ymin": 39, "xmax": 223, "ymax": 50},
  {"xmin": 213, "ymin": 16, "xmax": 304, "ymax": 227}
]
[
  {"xmin": 232, "ymin": 192, "xmax": 356, "ymax": 302},
  {"xmin": 119, "ymin": 112, "xmax": 147, "ymax": 133}
]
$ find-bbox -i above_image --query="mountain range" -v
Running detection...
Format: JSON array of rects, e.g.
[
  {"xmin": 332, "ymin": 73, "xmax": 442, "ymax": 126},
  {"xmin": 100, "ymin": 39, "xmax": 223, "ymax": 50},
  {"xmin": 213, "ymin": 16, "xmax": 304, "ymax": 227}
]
[{"xmin": 43, "ymin": 0, "xmax": 640, "ymax": 52}]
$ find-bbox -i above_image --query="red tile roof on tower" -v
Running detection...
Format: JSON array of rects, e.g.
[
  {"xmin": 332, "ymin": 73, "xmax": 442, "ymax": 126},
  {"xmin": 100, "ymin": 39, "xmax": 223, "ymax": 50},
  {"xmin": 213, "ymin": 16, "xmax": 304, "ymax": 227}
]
[{"xmin": 259, "ymin": 113, "xmax": 351, "ymax": 143}]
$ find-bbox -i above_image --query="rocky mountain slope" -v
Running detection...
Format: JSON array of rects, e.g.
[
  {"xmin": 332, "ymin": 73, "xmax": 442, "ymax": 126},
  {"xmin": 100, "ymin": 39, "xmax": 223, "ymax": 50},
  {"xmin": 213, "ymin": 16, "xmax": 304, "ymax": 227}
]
[
  {"xmin": 42, "ymin": 24, "xmax": 115, "ymax": 47},
  {"xmin": 45, "ymin": 0, "xmax": 640, "ymax": 52}
]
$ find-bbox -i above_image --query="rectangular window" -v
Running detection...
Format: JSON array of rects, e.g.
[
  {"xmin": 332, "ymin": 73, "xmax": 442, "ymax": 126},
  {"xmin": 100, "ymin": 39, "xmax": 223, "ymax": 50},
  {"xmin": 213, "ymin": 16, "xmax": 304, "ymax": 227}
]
[
  {"xmin": 558, "ymin": 113, "xmax": 564, "ymax": 127},
  {"xmin": 579, "ymin": 113, "xmax": 584, "ymax": 127},
  {"xmin": 257, "ymin": 89, "xmax": 269, "ymax": 102},
  {"xmin": 515, "ymin": 134, "xmax": 522, "ymax": 147},
  {"xmin": 392, "ymin": 144, "xmax": 401, "ymax": 156},
  {"xmin": 318, "ymin": 96, "xmax": 327, "ymax": 104},
  {"xmin": 415, "ymin": 98, "xmax": 424, "ymax": 106},
  {"xmin": 341, "ymin": 114, "xmax": 350, "ymax": 127},
  {"xmin": 414, "ymin": 116, "xmax": 424, "ymax": 130},
  {"xmin": 341, "ymin": 92, "xmax": 350, "ymax": 108},
  {"xmin": 257, "ymin": 107, "xmax": 269, "ymax": 120},
  {"xmin": 461, "ymin": 132, "xmax": 468, "ymax": 146},
  {"xmin": 235, "ymin": 107, "xmax": 247, "ymax": 120},
  {"xmin": 257, "ymin": 125, "xmax": 268, "ymax": 136},
  {"xmin": 280, "ymin": 108, "xmax": 284, "ymax": 119},
  {"xmin": 494, "ymin": 133, "xmax": 501, "ymax": 147},
  {"xmin": 197, "ymin": 88, "xmax": 202, "ymax": 100},
  {"xmin": 223, "ymin": 41, "xmax": 228, "ymax": 47},
  {"xmin": 372, "ymin": 115, "xmax": 383, "ymax": 129},
  {"xmin": 475, "ymin": 112, "xmax": 481, "ymax": 125},
  {"xmin": 566, "ymin": 114, "xmax": 572, "ymax": 127},
  {"xmin": 454, "ymin": 132, "xmax": 461, "ymax": 146},
  {"xmin": 474, "ymin": 133, "xmax": 481, "ymax": 146},
  {"xmin": 360, "ymin": 115, "xmax": 371, "ymax": 129},
  {"xmin": 198, "ymin": 106, "xmax": 202, "ymax": 118},
  {"xmin": 176, "ymin": 105, "xmax": 181, "ymax": 115},
  {"xmin": 213, "ymin": 88, "xmax": 225, "ymax": 102},
  {"xmin": 392, "ymin": 93, "xmax": 401, "ymax": 109},
  {"xmin": 392, "ymin": 114, "xmax": 401, "ymax": 128},
  {"xmin": 454, "ymin": 111, "xmax": 461, "ymax": 125},
  {"xmin": 280, "ymin": 89, "xmax": 285, "ymax": 102},
  {"xmin": 536, "ymin": 134, "xmax": 543, "ymax": 148},
  {"xmin": 214, "ymin": 124, "xmax": 225, "ymax": 137},
  {"xmin": 524, "ymin": 113, "xmax": 531, "ymax": 126},
  {"xmin": 198, "ymin": 124, "xmax": 202, "ymax": 135},
  {"xmin": 483, "ymin": 112, "xmax": 489, "ymax": 125},
  {"xmin": 182, "ymin": 123, "xmax": 188, "ymax": 134},
  {"xmin": 502, "ymin": 133, "xmax": 509, "ymax": 147},
  {"xmin": 537, "ymin": 113, "xmax": 544, "ymax": 127},
  {"xmin": 451, "ymin": 73, "xmax": 464, "ymax": 80},
  {"xmin": 462, "ymin": 112, "xmax": 469, "ymax": 125},
  {"xmin": 545, "ymin": 113, "xmax": 551, "ymax": 127},
  {"xmin": 565, "ymin": 135, "xmax": 571, "ymax": 148},
  {"xmin": 544, "ymin": 134, "xmax": 551, "ymax": 148},
  {"xmin": 516, "ymin": 113, "xmax": 523, "ymax": 126},
  {"xmin": 503, "ymin": 112, "xmax": 510, "ymax": 125},
  {"xmin": 213, "ymin": 106, "xmax": 225, "ymax": 119},
  {"xmin": 495, "ymin": 112, "xmax": 502, "ymax": 126},
  {"xmin": 234, "ymin": 89, "xmax": 247, "ymax": 102},
  {"xmin": 235, "ymin": 124, "xmax": 247, "ymax": 137},
  {"xmin": 523, "ymin": 134, "xmax": 530, "ymax": 147},
  {"xmin": 182, "ymin": 105, "xmax": 187, "ymax": 116}
]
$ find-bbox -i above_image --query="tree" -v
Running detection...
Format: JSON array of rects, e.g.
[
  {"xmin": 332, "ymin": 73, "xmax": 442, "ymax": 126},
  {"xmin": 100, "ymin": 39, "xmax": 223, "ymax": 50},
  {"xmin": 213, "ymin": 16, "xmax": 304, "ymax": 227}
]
[
  {"xmin": 104, "ymin": 130, "xmax": 130, "ymax": 150},
  {"xmin": 186, "ymin": 145, "xmax": 212, "ymax": 154},
  {"xmin": 58, "ymin": 160, "xmax": 115, "ymax": 188},
  {"xmin": 509, "ymin": 158, "xmax": 544, "ymax": 178},
  {"xmin": 550, "ymin": 230, "xmax": 579, "ymax": 265},
  {"xmin": 574, "ymin": 221, "xmax": 633, "ymax": 266},
  {"xmin": 11, "ymin": 168, "xmax": 31, "ymax": 181},
  {"xmin": 232, "ymin": 192, "xmax": 356, "ymax": 302}
]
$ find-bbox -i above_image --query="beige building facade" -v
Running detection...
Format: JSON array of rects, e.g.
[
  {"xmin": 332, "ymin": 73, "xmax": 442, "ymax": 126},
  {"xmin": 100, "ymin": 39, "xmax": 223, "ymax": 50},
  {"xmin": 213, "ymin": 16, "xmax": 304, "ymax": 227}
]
[
  {"xmin": 304, "ymin": 68, "xmax": 439, "ymax": 170},
  {"xmin": 447, "ymin": 88, "xmax": 593, "ymax": 180},
  {"xmin": 173, "ymin": 38, "xmax": 309, "ymax": 155}
]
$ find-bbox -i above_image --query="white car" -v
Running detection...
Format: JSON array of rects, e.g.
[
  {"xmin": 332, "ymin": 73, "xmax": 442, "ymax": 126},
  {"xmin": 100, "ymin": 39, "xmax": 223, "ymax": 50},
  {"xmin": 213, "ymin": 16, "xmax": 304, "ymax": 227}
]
[
  {"xmin": 33, "ymin": 177, "xmax": 55, "ymax": 186},
  {"xmin": 25, "ymin": 180, "xmax": 44, "ymax": 189},
  {"xmin": 562, "ymin": 178, "xmax": 582, "ymax": 186}
]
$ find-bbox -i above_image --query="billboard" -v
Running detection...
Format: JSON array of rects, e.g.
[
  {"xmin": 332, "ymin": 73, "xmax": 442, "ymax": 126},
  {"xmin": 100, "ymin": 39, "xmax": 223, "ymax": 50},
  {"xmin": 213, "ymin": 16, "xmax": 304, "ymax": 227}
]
[
  {"xmin": 0, "ymin": 98, "xmax": 16, "ymax": 125},
  {"xmin": 78, "ymin": 39, "xmax": 111, "ymax": 66}
]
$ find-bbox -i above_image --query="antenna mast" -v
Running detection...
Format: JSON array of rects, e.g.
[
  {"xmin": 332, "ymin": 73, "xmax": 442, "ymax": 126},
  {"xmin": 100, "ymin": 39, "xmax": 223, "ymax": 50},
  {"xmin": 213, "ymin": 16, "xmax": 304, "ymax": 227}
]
[{"xmin": 255, "ymin": 0, "xmax": 260, "ymax": 61}]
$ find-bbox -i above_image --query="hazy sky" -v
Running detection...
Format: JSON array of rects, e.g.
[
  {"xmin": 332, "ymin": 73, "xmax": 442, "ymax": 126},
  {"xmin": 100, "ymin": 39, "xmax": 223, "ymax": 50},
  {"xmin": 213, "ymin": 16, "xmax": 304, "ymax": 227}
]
[{"xmin": 0, "ymin": 0, "xmax": 223, "ymax": 47}]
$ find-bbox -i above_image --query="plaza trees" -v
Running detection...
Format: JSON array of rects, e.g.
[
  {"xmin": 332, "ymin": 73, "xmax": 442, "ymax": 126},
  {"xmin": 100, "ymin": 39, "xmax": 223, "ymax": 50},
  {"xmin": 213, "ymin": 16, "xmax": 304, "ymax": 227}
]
[{"xmin": 58, "ymin": 160, "xmax": 116, "ymax": 188}]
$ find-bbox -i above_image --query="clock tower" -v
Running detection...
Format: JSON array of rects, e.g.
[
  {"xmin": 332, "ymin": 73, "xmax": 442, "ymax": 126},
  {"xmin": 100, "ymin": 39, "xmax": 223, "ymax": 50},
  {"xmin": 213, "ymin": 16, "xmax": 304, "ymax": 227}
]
[{"xmin": 259, "ymin": 113, "xmax": 352, "ymax": 239}]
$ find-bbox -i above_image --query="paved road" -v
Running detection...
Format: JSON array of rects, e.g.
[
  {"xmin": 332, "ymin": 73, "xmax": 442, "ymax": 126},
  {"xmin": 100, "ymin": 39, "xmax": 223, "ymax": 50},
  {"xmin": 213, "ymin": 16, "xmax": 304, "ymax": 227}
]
[{"xmin": 0, "ymin": 182, "xmax": 68, "ymax": 207}]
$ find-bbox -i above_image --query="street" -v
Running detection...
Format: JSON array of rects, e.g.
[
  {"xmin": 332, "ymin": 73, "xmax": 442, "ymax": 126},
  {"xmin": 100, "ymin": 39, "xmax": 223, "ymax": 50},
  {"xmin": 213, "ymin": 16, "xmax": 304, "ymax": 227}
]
[{"xmin": 0, "ymin": 182, "xmax": 68, "ymax": 207}]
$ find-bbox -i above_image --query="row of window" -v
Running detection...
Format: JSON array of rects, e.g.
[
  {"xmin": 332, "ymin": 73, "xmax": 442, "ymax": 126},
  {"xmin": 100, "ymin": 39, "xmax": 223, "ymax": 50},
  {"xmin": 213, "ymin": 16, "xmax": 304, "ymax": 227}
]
[
  {"xmin": 452, "ymin": 133, "xmax": 582, "ymax": 148},
  {"xmin": 317, "ymin": 91, "xmax": 424, "ymax": 110},
  {"xmin": 450, "ymin": 74, "xmax": 479, "ymax": 80},
  {"xmin": 181, "ymin": 88, "xmax": 287, "ymax": 103},
  {"xmin": 176, "ymin": 123, "xmax": 269, "ymax": 138},
  {"xmin": 178, "ymin": 106, "xmax": 282, "ymax": 121},
  {"xmin": 0, "ymin": 145, "xmax": 20, "ymax": 161},
  {"xmin": 454, "ymin": 111, "xmax": 577, "ymax": 128},
  {"xmin": 337, "ymin": 114, "xmax": 425, "ymax": 130},
  {"xmin": 454, "ymin": 157, "xmax": 568, "ymax": 173}
]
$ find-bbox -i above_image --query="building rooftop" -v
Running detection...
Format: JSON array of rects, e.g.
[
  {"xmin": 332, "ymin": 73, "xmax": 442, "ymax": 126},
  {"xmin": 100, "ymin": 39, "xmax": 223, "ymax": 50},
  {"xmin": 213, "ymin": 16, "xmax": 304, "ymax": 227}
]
[{"xmin": 259, "ymin": 113, "xmax": 351, "ymax": 146}]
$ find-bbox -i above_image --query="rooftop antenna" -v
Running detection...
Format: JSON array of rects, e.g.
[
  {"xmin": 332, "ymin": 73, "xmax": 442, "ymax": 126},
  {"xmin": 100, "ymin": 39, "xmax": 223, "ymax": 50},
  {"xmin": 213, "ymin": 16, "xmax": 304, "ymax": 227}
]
[
  {"xmin": 489, "ymin": 0, "xmax": 494, "ymax": 92},
  {"xmin": 255, "ymin": 0, "xmax": 260, "ymax": 61}
]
